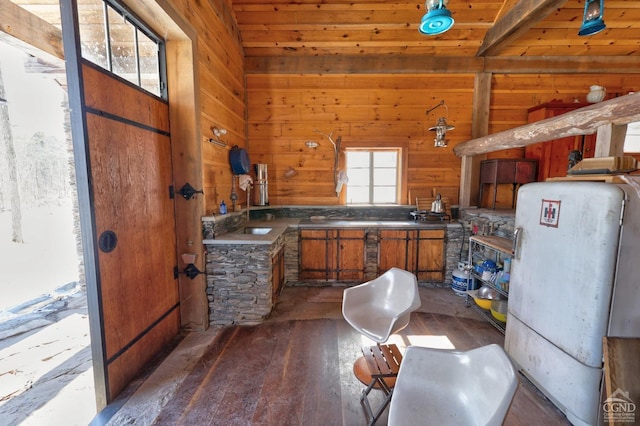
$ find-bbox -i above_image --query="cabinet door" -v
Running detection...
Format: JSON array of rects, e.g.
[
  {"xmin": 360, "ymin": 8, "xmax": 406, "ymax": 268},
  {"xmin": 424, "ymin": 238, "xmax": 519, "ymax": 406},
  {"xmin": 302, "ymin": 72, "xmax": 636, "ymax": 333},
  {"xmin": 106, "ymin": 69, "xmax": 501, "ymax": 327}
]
[
  {"xmin": 336, "ymin": 229, "xmax": 366, "ymax": 281},
  {"xmin": 415, "ymin": 229, "xmax": 445, "ymax": 281},
  {"xmin": 378, "ymin": 230, "xmax": 412, "ymax": 273},
  {"xmin": 299, "ymin": 229, "xmax": 336, "ymax": 280}
]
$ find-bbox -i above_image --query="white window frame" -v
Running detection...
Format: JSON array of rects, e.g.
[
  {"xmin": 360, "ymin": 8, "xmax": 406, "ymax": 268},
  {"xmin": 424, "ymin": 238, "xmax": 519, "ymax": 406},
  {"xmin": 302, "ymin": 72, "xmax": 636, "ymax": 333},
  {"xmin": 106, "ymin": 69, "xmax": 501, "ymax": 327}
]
[{"xmin": 344, "ymin": 148, "xmax": 401, "ymax": 205}]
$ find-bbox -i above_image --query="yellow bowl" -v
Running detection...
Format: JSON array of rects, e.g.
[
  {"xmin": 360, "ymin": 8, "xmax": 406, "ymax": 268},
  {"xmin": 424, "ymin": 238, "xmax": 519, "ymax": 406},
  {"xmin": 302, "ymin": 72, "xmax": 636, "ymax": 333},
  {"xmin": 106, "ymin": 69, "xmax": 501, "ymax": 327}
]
[
  {"xmin": 491, "ymin": 308, "xmax": 507, "ymax": 322},
  {"xmin": 491, "ymin": 300, "xmax": 508, "ymax": 322},
  {"xmin": 467, "ymin": 289, "xmax": 492, "ymax": 310}
]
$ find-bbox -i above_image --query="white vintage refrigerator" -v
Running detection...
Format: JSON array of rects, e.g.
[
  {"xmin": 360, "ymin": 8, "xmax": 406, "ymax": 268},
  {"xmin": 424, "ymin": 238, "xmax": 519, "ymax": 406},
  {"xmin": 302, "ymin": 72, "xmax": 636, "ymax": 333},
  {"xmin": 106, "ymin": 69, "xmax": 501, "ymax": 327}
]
[{"xmin": 504, "ymin": 180, "xmax": 640, "ymax": 426}]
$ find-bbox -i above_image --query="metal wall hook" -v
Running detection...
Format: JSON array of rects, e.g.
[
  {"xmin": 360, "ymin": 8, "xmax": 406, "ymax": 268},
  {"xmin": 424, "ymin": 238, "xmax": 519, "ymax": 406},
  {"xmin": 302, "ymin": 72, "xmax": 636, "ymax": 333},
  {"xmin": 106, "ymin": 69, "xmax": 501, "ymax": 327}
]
[
  {"xmin": 177, "ymin": 182, "xmax": 204, "ymax": 200},
  {"xmin": 174, "ymin": 264, "xmax": 205, "ymax": 279}
]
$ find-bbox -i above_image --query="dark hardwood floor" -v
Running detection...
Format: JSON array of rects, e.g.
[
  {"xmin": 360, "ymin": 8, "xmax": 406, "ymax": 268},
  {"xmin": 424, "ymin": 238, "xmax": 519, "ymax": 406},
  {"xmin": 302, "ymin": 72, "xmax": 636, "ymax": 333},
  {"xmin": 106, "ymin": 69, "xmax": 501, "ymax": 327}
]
[{"xmin": 108, "ymin": 287, "xmax": 570, "ymax": 425}]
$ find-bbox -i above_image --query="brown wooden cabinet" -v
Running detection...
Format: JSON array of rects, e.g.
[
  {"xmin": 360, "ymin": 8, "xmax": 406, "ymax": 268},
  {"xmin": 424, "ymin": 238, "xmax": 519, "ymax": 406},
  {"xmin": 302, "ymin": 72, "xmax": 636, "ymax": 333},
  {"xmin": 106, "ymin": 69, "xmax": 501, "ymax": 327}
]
[
  {"xmin": 299, "ymin": 229, "xmax": 366, "ymax": 281},
  {"xmin": 479, "ymin": 159, "xmax": 537, "ymax": 209},
  {"xmin": 526, "ymin": 103, "xmax": 597, "ymax": 182},
  {"xmin": 378, "ymin": 229, "xmax": 445, "ymax": 281}
]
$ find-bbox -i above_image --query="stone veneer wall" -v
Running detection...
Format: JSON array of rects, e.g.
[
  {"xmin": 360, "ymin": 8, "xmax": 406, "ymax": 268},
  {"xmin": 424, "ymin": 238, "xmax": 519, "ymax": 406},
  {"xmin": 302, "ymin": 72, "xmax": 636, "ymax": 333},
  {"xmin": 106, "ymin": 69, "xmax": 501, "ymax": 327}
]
[
  {"xmin": 443, "ymin": 208, "xmax": 516, "ymax": 286},
  {"xmin": 205, "ymin": 233, "xmax": 285, "ymax": 326}
]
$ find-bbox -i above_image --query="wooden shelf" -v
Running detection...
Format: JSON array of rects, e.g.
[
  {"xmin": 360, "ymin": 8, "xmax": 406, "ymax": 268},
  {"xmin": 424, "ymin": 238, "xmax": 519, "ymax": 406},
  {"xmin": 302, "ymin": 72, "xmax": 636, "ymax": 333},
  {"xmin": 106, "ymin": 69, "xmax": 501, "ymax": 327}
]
[
  {"xmin": 546, "ymin": 174, "xmax": 629, "ymax": 183},
  {"xmin": 469, "ymin": 235, "xmax": 513, "ymax": 256}
]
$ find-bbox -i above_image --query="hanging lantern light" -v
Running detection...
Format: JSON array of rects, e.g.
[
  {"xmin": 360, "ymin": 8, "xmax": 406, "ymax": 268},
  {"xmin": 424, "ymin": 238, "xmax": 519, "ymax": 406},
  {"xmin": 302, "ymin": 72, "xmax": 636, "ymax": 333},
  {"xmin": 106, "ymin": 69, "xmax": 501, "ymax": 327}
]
[
  {"xmin": 429, "ymin": 117, "xmax": 455, "ymax": 148},
  {"xmin": 419, "ymin": 0, "xmax": 454, "ymax": 36},
  {"xmin": 578, "ymin": 0, "xmax": 606, "ymax": 36},
  {"xmin": 426, "ymin": 100, "xmax": 454, "ymax": 148}
]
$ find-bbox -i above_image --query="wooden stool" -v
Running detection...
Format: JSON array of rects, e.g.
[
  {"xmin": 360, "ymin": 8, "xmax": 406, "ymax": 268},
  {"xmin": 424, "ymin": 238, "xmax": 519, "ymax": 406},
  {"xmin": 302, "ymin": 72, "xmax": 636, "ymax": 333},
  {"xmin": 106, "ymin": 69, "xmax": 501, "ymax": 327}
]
[{"xmin": 354, "ymin": 344, "xmax": 403, "ymax": 425}]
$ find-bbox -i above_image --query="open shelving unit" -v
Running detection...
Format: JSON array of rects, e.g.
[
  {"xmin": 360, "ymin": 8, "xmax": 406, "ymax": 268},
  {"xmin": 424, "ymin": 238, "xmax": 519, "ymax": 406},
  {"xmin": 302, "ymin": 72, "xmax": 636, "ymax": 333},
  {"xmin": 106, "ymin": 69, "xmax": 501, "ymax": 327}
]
[{"xmin": 467, "ymin": 235, "xmax": 513, "ymax": 334}]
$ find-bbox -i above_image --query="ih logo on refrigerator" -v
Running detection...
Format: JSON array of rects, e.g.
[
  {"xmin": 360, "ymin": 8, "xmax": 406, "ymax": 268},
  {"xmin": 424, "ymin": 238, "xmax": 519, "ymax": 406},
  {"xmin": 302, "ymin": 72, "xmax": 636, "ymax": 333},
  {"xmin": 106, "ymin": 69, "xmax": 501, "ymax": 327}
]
[{"xmin": 540, "ymin": 199, "xmax": 561, "ymax": 227}]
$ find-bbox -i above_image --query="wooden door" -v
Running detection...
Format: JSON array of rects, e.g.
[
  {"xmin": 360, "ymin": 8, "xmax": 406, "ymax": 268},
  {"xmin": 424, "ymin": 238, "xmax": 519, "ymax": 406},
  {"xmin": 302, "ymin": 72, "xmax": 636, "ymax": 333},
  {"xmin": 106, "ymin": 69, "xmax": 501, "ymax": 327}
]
[
  {"xmin": 60, "ymin": 0, "xmax": 182, "ymax": 407},
  {"xmin": 378, "ymin": 229, "xmax": 413, "ymax": 274},
  {"xmin": 299, "ymin": 229, "xmax": 336, "ymax": 280},
  {"xmin": 72, "ymin": 62, "xmax": 180, "ymax": 404},
  {"xmin": 336, "ymin": 229, "xmax": 366, "ymax": 281}
]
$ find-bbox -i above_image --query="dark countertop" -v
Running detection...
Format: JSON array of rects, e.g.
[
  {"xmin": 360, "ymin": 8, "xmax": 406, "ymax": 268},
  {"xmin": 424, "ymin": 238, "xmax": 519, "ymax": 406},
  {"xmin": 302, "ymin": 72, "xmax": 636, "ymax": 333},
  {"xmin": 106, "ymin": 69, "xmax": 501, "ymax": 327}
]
[
  {"xmin": 297, "ymin": 218, "xmax": 447, "ymax": 228},
  {"xmin": 203, "ymin": 218, "xmax": 450, "ymax": 245}
]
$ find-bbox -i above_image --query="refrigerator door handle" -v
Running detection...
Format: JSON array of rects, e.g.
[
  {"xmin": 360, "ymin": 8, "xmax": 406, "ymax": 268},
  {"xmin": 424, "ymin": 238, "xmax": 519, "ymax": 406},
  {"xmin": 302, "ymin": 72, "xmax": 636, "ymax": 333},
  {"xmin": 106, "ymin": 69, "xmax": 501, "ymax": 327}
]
[{"xmin": 513, "ymin": 227, "xmax": 522, "ymax": 260}]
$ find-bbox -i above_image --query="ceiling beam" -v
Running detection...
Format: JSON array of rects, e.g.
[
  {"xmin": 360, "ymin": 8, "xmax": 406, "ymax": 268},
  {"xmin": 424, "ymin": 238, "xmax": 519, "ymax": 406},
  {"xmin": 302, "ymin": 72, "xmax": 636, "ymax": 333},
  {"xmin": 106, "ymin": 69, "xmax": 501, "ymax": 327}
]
[
  {"xmin": 476, "ymin": 0, "xmax": 568, "ymax": 57},
  {"xmin": 0, "ymin": 0, "xmax": 64, "ymax": 63},
  {"xmin": 453, "ymin": 92, "xmax": 640, "ymax": 157},
  {"xmin": 245, "ymin": 55, "xmax": 640, "ymax": 75}
]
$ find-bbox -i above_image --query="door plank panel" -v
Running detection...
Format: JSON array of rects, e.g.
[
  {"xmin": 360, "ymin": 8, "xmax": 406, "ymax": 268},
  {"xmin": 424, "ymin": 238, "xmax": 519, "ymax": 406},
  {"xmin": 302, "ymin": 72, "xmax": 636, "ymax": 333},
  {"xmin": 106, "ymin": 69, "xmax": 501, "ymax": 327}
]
[
  {"xmin": 83, "ymin": 63, "xmax": 170, "ymax": 133},
  {"xmin": 83, "ymin": 63, "xmax": 179, "ymax": 401}
]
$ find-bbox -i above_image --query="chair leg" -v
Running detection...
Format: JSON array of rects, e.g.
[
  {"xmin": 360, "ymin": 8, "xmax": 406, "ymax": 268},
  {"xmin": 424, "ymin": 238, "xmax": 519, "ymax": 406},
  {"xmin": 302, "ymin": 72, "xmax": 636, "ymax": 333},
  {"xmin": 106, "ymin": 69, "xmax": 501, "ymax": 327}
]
[
  {"xmin": 356, "ymin": 344, "xmax": 402, "ymax": 425},
  {"xmin": 360, "ymin": 376, "xmax": 394, "ymax": 425}
]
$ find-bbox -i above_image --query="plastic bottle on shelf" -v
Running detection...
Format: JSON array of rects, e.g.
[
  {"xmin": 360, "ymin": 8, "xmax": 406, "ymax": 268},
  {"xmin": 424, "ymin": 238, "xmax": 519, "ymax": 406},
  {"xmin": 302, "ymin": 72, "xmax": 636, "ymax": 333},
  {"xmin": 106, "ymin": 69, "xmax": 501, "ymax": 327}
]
[
  {"xmin": 219, "ymin": 200, "xmax": 227, "ymax": 215},
  {"xmin": 496, "ymin": 258, "xmax": 511, "ymax": 292}
]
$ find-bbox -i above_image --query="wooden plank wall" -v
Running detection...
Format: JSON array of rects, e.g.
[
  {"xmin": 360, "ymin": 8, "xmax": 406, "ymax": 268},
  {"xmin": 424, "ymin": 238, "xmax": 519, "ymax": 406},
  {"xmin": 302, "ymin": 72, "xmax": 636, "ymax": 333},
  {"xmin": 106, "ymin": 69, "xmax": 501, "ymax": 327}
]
[
  {"xmin": 246, "ymin": 72, "xmax": 639, "ymax": 207},
  {"xmin": 168, "ymin": 0, "xmax": 247, "ymax": 215},
  {"xmin": 247, "ymin": 73, "xmax": 476, "ymax": 206}
]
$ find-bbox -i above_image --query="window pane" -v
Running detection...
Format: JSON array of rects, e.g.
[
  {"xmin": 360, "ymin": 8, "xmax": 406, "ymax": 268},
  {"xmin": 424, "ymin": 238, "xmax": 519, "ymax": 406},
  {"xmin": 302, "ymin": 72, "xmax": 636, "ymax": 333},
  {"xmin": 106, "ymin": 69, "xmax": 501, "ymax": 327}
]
[
  {"xmin": 348, "ymin": 169, "xmax": 370, "ymax": 186},
  {"xmin": 374, "ymin": 168, "xmax": 397, "ymax": 185},
  {"xmin": 347, "ymin": 152, "xmax": 370, "ymax": 168},
  {"xmin": 373, "ymin": 151, "xmax": 397, "ymax": 167},
  {"xmin": 108, "ymin": 6, "xmax": 137, "ymax": 85},
  {"xmin": 79, "ymin": 0, "xmax": 108, "ymax": 68},
  {"xmin": 138, "ymin": 30, "xmax": 160, "ymax": 96},
  {"xmin": 347, "ymin": 186, "xmax": 369, "ymax": 204},
  {"xmin": 373, "ymin": 187, "xmax": 396, "ymax": 203}
]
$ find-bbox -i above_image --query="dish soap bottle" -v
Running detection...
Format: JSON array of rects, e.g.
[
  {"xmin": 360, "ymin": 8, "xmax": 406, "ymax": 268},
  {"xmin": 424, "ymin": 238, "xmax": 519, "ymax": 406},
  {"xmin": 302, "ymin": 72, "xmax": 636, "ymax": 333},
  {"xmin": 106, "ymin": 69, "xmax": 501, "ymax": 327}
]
[{"xmin": 219, "ymin": 200, "xmax": 227, "ymax": 215}]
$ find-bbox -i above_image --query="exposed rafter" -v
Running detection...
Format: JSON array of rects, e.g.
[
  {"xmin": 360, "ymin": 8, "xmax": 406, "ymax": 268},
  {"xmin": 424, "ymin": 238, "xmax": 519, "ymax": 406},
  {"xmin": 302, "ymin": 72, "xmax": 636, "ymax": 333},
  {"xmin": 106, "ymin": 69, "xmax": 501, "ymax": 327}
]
[
  {"xmin": 476, "ymin": 0, "xmax": 568, "ymax": 57},
  {"xmin": 453, "ymin": 93, "xmax": 640, "ymax": 157},
  {"xmin": 0, "ymin": 0, "xmax": 63, "ymax": 64},
  {"xmin": 245, "ymin": 55, "xmax": 640, "ymax": 75}
]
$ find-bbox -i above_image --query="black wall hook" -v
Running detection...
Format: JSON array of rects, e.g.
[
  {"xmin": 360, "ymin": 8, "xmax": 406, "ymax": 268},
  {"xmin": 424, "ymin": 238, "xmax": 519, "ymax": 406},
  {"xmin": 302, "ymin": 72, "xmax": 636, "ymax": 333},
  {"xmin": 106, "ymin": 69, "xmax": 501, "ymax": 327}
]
[
  {"xmin": 177, "ymin": 182, "xmax": 204, "ymax": 200},
  {"xmin": 175, "ymin": 263, "xmax": 205, "ymax": 280}
]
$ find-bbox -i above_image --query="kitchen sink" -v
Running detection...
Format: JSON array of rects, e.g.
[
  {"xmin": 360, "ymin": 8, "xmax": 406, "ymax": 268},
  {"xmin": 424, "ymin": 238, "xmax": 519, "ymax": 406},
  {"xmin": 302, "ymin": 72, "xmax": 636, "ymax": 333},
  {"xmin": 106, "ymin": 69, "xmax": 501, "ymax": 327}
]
[{"xmin": 241, "ymin": 227, "xmax": 272, "ymax": 235}]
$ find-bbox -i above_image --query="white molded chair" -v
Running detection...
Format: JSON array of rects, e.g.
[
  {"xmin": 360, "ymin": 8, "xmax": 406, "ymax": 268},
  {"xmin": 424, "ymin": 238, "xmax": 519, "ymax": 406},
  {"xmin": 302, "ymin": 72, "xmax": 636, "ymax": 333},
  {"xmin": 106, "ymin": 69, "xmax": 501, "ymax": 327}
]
[
  {"xmin": 388, "ymin": 344, "xmax": 518, "ymax": 426},
  {"xmin": 342, "ymin": 267, "xmax": 421, "ymax": 343},
  {"xmin": 342, "ymin": 268, "xmax": 421, "ymax": 425}
]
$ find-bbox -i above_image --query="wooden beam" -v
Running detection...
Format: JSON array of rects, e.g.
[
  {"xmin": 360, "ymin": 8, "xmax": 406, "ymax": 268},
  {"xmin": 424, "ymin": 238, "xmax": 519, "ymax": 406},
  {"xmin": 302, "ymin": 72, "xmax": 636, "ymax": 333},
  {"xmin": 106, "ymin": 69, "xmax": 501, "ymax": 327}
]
[
  {"xmin": 484, "ymin": 56, "xmax": 640, "ymax": 74},
  {"xmin": 244, "ymin": 55, "xmax": 485, "ymax": 74},
  {"xmin": 595, "ymin": 123, "xmax": 628, "ymax": 157},
  {"xmin": 0, "ymin": 0, "xmax": 64, "ymax": 63},
  {"xmin": 453, "ymin": 92, "xmax": 640, "ymax": 157},
  {"xmin": 477, "ymin": 0, "xmax": 568, "ymax": 57},
  {"xmin": 493, "ymin": 0, "xmax": 522, "ymax": 22},
  {"xmin": 245, "ymin": 55, "xmax": 640, "ymax": 75},
  {"xmin": 459, "ymin": 72, "xmax": 492, "ymax": 207}
]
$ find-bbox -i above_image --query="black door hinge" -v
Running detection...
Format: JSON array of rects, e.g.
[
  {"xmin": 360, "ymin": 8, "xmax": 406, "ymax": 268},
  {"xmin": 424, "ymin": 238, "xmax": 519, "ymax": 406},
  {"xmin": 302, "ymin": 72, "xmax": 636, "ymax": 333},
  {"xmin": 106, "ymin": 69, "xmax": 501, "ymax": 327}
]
[
  {"xmin": 174, "ymin": 266, "xmax": 179, "ymax": 279},
  {"xmin": 169, "ymin": 185, "xmax": 175, "ymax": 199}
]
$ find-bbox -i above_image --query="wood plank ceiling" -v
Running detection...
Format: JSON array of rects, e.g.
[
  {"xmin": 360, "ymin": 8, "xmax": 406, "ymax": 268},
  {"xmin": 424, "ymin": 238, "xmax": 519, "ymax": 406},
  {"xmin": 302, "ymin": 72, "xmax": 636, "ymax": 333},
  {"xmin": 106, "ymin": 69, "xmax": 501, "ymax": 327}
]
[
  {"xmin": 232, "ymin": 0, "xmax": 640, "ymax": 74},
  {"xmin": 7, "ymin": 0, "xmax": 640, "ymax": 73}
]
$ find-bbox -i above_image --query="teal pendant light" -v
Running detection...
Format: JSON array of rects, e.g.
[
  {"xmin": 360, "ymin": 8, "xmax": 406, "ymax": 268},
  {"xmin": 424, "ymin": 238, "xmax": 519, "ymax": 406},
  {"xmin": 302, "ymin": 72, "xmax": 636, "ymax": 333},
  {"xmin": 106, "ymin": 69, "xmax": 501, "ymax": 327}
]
[
  {"xmin": 578, "ymin": 0, "xmax": 606, "ymax": 36},
  {"xmin": 419, "ymin": 0, "xmax": 454, "ymax": 36}
]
